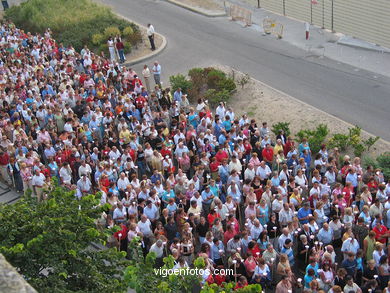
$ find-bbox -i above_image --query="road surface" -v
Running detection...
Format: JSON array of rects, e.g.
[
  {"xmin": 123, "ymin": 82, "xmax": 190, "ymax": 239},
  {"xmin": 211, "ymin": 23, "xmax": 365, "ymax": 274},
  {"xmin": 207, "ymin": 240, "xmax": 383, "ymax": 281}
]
[{"xmin": 103, "ymin": 0, "xmax": 390, "ymax": 141}]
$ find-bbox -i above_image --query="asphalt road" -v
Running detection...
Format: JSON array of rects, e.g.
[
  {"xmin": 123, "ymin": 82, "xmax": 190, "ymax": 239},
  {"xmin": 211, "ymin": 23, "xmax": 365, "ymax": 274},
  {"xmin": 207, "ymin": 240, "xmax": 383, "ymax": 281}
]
[{"xmin": 103, "ymin": 0, "xmax": 390, "ymax": 141}]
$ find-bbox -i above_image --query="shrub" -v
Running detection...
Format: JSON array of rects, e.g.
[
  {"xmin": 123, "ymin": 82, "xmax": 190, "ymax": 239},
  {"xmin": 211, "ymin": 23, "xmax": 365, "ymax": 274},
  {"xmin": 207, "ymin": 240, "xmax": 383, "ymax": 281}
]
[
  {"xmin": 217, "ymin": 77, "xmax": 236, "ymax": 92},
  {"xmin": 123, "ymin": 42, "xmax": 132, "ymax": 55},
  {"xmin": 97, "ymin": 43, "xmax": 109, "ymax": 56},
  {"xmin": 328, "ymin": 133, "xmax": 350, "ymax": 152},
  {"xmin": 296, "ymin": 124, "xmax": 329, "ymax": 154},
  {"xmin": 92, "ymin": 33, "xmax": 104, "ymax": 46},
  {"xmin": 206, "ymin": 69, "xmax": 226, "ymax": 89},
  {"xmin": 238, "ymin": 73, "xmax": 250, "ymax": 89},
  {"xmin": 122, "ymin": 26, "xmax": 134, "ymax": 38},
  {"xmin": 103, "ymin": 26, "xmax": 121, "ymax": 39},
  {"xmin": 363, "ymin": 152, "xmax": 390, "ymax": 180},
  {"xmin": 169, "ymin": 74, "xmax": 192, "ymax": 93},
  {"xmin": 328, "ymin": 126, "xmax": 380, "ymax": 157},
  {"xmin": 204, "ymin": 89, "xmax": 231, "ymax": 106},
  {"xmin": 127, "ymin": 30, "xmax": 143, "ymax": 48},
  {"xmin": 272, "ymin": 122, "xmax": 291, "ymax": 137},
  {"xmin": 5, "ymin": 0, "xmax": 140, "ymax": 52},
  {"xmin": 377, "ymin": 152, "xmax": 390, "ymax": 180}
]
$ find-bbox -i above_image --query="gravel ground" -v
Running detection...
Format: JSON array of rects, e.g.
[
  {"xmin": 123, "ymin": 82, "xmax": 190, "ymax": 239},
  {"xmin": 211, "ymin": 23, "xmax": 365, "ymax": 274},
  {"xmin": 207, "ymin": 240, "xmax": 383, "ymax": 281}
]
[{"xmin": 215, "ymin": 65, "xmax": 390, "ymax": 157}]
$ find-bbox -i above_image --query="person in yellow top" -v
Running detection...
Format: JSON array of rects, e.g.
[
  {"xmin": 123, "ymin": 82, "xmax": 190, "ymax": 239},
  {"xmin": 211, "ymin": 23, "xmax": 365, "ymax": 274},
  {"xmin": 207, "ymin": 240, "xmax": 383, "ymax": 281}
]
[
  {"xmin": 119, "ymin": 126, "xmax": 131, "ymax": 145},
  {"xmin": 274, "ymin": 139, "xmax": 284, "ymax": 155},
  {"xmin": 290, "ymin": 188, "xmax": 302, "ymax": 207}
]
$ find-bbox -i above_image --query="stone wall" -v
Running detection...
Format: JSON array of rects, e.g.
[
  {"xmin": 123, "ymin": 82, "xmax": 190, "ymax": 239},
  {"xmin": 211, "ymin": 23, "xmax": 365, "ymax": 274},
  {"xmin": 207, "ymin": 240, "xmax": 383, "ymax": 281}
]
[{"xmin": 0, "ymin": 254, "xmax": 37, "ymax": 293}]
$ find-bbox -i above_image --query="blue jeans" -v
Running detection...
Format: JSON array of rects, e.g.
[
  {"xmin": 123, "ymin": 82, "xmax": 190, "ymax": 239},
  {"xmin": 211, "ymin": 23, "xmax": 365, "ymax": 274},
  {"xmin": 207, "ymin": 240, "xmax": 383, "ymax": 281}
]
[{"xmin": 118, "ymin": 49, "xmax": 125, "ymax": 63}]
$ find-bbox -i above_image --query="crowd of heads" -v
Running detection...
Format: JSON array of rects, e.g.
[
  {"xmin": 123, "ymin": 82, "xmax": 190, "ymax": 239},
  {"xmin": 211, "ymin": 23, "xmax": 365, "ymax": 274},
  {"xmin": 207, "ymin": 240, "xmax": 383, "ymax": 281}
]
[{"xmin": 0, "ymin": 21, "xmax": 389, "ymax": 292}]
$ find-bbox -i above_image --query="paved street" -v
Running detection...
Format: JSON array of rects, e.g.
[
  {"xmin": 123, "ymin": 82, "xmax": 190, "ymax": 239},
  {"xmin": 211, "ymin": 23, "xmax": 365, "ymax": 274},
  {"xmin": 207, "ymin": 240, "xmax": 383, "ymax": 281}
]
[{"xmin": 102, "ymin": 0, "xmax": 390, "ymax": 142}]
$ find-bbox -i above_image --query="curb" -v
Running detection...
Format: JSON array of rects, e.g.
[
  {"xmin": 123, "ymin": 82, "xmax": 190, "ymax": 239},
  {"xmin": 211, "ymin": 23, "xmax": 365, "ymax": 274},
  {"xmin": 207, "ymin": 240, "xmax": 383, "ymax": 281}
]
[
  {"xmin": 115, "ymin": 13, "xmax": 168, "ymax": 66},
  {"xmin": 166, "ymin": 0, "xmax": 226, "ymax": 17}
]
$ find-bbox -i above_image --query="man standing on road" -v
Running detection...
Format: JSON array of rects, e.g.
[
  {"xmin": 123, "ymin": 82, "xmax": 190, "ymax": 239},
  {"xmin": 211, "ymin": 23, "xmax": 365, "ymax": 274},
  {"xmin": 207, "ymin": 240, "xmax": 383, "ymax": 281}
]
[
  {"xmin": 152, "ymin": 61, "xmax": 161, "ymax": 86},
  {"xmin": 147, "ymin": 23, "xmax": 156, "ymax": 51}
]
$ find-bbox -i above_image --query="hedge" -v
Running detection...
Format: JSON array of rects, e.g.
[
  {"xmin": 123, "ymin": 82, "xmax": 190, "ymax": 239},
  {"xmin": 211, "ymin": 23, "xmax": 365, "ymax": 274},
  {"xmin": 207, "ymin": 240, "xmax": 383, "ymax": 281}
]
[{"xmin": 5, "ymin": 0, "xmax": 141, "ymax": 52}]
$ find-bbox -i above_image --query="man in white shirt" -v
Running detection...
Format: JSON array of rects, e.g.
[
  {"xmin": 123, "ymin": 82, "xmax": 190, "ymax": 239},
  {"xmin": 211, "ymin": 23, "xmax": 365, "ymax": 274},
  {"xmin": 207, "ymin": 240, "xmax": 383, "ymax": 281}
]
[
  {"xmin": 250, "ymin": 219, "xmax": 263, "ymax": 240},
  {"xmin": 113, "ymin": 202, "xmax": 127, "ymax": 223},
  {"xmin": 190, "ymin": 192, "xmax": 203, "ymax": 211},
  {"xmin": 278, "ymin": 227, "xmax": 293, "ymax": 251},
  {"xmin": 109, "ymin": 146, "xmax": 121, "ymax": 162},
  {"xmin": 76, "ymin": 175, "xmax": 92, "ymax": 196},
  {"xmin": 244, "ymin": 163, "xmax": 256, "ymax": 181},
  {"xmin": 279, "ymin": 203, "xmax": 294, "ymax": 227},
  {"xmin": 117, "ymin": 172, "xmax": 130, "ymax": 196},
  {"xmin": 59, "ymin": 162, "xmax": 72, "ymax": 185},
  {"xmin": 256, "ymin": 161, "xmax": 271, "ymax": 182},
  {"xmin": 146, "ymin": 24, "xmax": 156, "ymax": 51},
  {"xmin": 138, "ymin": 215, "xmax": 153, "ymax": 247},
  {"xmin": 341, "ymin": 236, "xmax": 360, "ymax": 260},
  {"xmin": 78, "ymin": 160, "xmax": 92, "ymax": 179},
  {"xmin": 32, "ymin": 169, "xmax": 46, "ymax": 201}
]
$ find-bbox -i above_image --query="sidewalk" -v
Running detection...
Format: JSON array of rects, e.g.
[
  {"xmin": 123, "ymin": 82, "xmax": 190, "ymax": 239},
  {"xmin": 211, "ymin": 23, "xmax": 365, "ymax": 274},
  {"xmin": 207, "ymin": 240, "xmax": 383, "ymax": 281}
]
[{"xmin": 224, "ymin": 0, "xmax": 390, "ymax": 77}]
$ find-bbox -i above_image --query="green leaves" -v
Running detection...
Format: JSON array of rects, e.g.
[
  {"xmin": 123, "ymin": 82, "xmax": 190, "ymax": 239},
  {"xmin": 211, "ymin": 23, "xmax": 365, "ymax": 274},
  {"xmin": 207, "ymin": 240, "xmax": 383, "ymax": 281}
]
[{"xmin": 0, "ymin": 182, "xmax": 129, "ymax": 292}]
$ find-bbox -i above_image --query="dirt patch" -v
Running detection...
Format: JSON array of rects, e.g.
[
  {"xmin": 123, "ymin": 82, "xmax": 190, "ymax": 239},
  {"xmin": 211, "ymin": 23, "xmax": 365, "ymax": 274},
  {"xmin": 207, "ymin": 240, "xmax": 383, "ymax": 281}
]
[
  {"xmin": 125, "ymin": 26, "xmax": 163, "ymax": 62},
  {"xmin": 176, "ymin": 0, "xmax": 224, "ymax": 11},
  {"xmin": 214, "ymin": 64, "xmax": 390, "ymax": 157}
]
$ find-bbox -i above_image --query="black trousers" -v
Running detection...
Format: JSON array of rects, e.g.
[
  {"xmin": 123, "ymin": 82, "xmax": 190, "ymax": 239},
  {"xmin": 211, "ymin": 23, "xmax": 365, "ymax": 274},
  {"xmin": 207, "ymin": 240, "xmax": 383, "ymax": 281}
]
[{"xmin": 148, "ymin": 35, "xmax": 156, "ymax": 50}]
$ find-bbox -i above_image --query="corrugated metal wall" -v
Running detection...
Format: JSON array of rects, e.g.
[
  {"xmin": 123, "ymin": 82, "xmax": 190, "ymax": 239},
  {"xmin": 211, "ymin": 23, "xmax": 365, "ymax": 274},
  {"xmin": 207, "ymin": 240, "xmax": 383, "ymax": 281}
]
[
  {"xmin": 285, "ymin": 0, "xmax": 311, "ymax": 23},
  {"xmin": 260, "ymin": 0, "xmax": 284, "ymax": 15},
  {"xmin": 311, "ymin": 0, "xmax": 323, "ymax": 28},
  {"xmin": 254, "ymin": 0, "xmax": 390, "ymax": 48},
  {"xmin": 333, "ymin": 0, "xmax": 390, "ymax": 48}
]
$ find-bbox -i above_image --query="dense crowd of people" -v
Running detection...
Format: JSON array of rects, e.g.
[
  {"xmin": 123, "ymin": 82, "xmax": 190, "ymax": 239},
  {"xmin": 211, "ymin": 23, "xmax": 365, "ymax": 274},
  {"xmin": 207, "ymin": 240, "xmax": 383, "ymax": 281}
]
[{"xmin": 0, "ymin": 21, "xmax": 389, "ymax": 293}]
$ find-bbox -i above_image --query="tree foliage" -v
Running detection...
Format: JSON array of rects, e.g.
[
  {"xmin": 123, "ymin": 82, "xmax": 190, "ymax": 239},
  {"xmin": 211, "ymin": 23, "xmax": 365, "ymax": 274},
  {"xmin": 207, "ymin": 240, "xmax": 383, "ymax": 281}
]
[
  {"xmin": 0, "ymin": 180, "xmax": 129, "ymax": 293},
  {"xmin": 125, "ymin": 237, "xmax": 262, "ymax": 293}
]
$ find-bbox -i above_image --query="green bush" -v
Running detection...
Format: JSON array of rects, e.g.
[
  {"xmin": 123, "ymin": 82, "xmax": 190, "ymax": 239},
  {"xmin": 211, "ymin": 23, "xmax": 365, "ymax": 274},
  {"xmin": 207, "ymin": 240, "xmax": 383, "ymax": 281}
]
[
  {"xmin": 123, "ymin": 42, "xmax": 132, "ymax": 55},
  {"xmin": 272, "ymin": 122, "xmax": 291, "ymax": 137},
  {"xmin": 296, "ymin": 124, "xmax": 329, "ymax": 154},
  {"xmin": 97, "ymin": 43, "xmax": 109, "ymax": 56},
  {"xmin": 328, "ymin": 133, "xmax": 350, "ymax": 152},
  {"xmin": 206, "ymin": 69, "xmax": 226, "ymax": 89},
  {"xmin": 92, "ymin": 33, "xmax": 104, "ymax": 46},
  {"xmin": 103, "ymin": 26, "xmax": 121, "ymax": 39},
  {"xmin": 377, "ymin": 152, "xmax": 390, "ymax": 180},
  {"xmin": 169, "ymin": 74, "xmax": 192, "ymax": 93},
  {"xmin": 5, "ymin": 0, "xmax": 140, "ymax": 52},
  {"xmin": 363, "ymin": 152, "xmax": 390, "ymax": 180},
  {"xmin": 328, "ymin": 126, "xmax": 380, "ymax": 157},
  {"xmin": 122, "ymin": 26, "xmax": 134, "ymax": 38},
  {"xmin": 127, "ymin": 30, "xmax": 143, "ymax": 49},
  {"xmin": 217, "ymin": 77, "xmax": 236, "ymax": 92},
  {"xmin": 204, "ymin": 89, "xmax": 232, "ymax": 106}
]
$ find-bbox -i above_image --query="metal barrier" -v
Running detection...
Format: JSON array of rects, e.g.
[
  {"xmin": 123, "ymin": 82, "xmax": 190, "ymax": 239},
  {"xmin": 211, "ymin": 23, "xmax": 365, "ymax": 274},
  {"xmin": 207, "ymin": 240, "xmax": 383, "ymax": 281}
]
[
  {"xmin": 263, "ymin": 18, "xmax": 284, "ymax": 39},
  {"xmin": 229, "ymin": 4, "xmax": 252, "ymax": 26}
]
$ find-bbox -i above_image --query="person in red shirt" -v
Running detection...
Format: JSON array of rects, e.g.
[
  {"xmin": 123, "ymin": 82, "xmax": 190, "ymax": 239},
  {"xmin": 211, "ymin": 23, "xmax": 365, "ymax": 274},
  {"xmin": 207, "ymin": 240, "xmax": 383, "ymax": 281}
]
[
  {"xmin": 243, "ymin": 138, "xmax": 252, "ymax": 159},
  {"xmin": 227, "ymin": 214, "xmax": 240, "ymax": 234},
  {"xmin": 207, "ymin": 209, "xmax": 220, "ymax": 228},
  {"xmin": 247, "ymin": 240, "xmax": 262, "ymax": 259},
  {"xmin": 223, "ymin": 224, "xmax": 237, "ymax": 245},
  {"xmin": 215, "ymin": 148, "xmax": 229, "ymax": 163},
  {"xmin": 373, "ymin": 221, "xmax": 389, "ymax": 244},
  {"xmin": 209, "ymin": 157, "xmax": 220, "ymax": 177},
  {"xmin": 160, "ymin": 144, "xmax": 172, "ymax": 158},
  {"xmin": 135, "ymin": 94, "xmax": 146, "ymax": 110},
  {"xmin": 342, "ymin": 182, "xmax": 354, "ymax": 206},
  {"xmin": 262, "ymin": 143, "xmax": 274, "ymax": 166},
  {"xmin": 0, "ymin": 149, "xmax": 11, "ymax": 185}
]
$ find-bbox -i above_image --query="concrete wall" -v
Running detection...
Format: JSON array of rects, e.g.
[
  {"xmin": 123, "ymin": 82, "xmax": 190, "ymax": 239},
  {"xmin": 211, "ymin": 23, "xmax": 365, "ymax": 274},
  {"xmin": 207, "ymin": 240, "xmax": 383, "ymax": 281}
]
[{"xmin": 253, "ymin": 0, "xmax": 390, "ymax": 48}]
